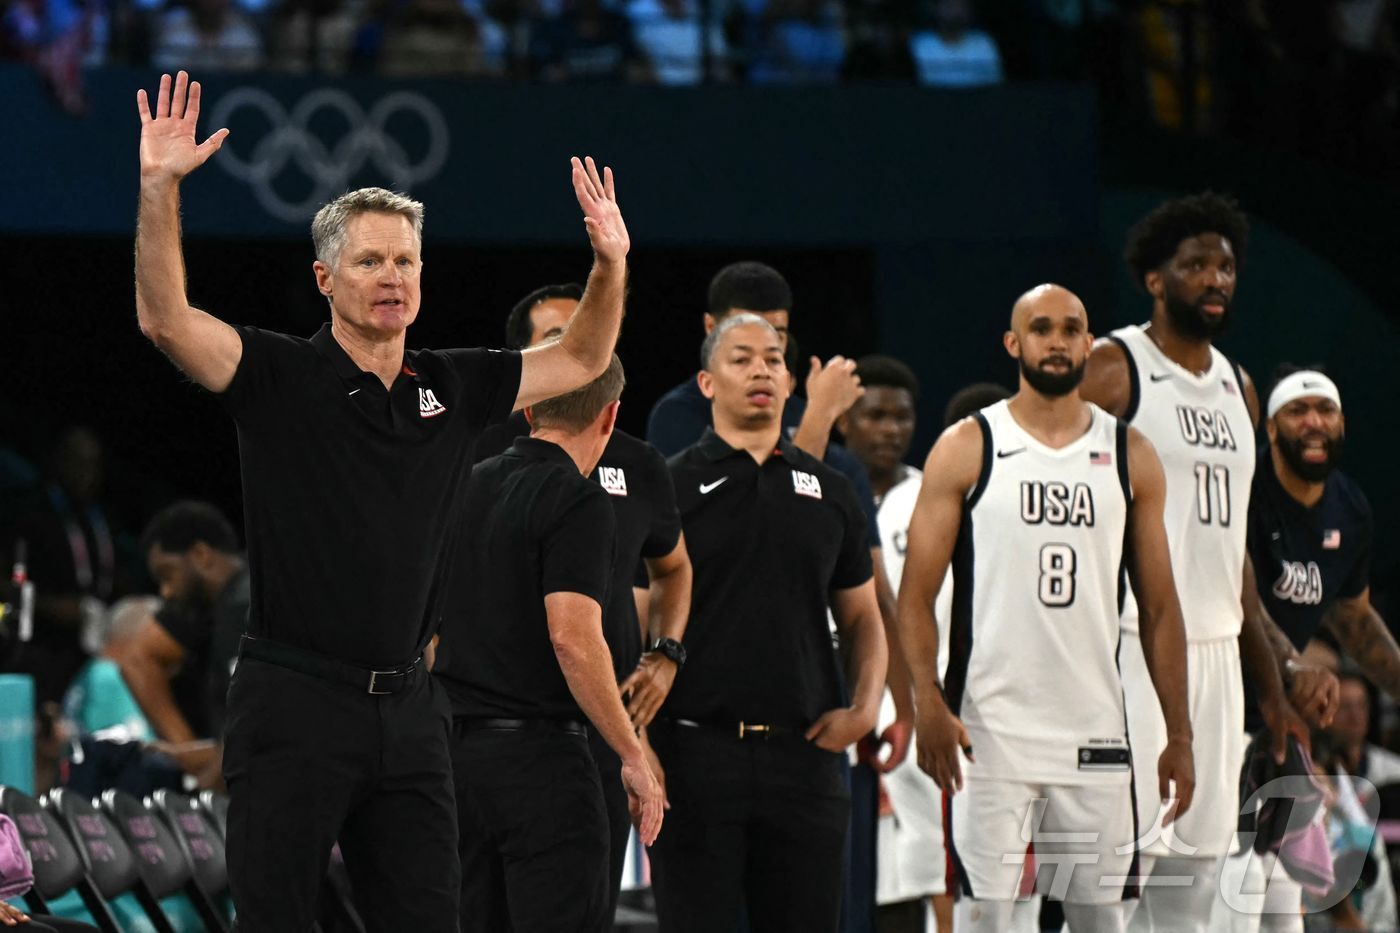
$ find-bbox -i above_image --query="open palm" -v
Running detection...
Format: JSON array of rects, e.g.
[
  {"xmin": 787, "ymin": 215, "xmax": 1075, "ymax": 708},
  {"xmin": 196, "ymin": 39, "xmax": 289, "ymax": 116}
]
[
  {"xmin": 571, "ymin": 156, "xmax": 630, "ymax": 264},
  {"xmin": 137, "ymin": 71, "xmax": 229, "ymax": 183}
]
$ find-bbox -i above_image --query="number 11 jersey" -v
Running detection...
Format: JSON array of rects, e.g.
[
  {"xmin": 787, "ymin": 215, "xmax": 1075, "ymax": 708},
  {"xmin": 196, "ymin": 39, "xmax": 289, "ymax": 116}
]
[
  {"xmin": 946, "ymin": 399, "xmax": 1131, "ymax": 784},
  {"xmin": 1107, "ymin": 325, "xmax": 1255, "ymax": 642}
]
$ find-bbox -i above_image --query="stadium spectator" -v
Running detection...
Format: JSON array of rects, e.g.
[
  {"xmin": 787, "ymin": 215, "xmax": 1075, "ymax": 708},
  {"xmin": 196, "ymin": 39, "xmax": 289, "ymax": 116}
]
[
  {"xmin": 152, "ymin": 0, "xmax": 265, "ymax": 70},
  {"xmin": 626, "ymin": 0, "xmax": 727, "ymax": 84},
  {"xmin": 62, "ymin": 595, "xmax": 157, "ymax": 741},
  {"xmin": 747, "ymin": 0, "xmax": 845, "ymax": 83},
  {"xmin": 7, "ymin": 427, "xmax": 117, "ymax": 706},
  {"xmin": 908, "ymin": 0, "xmax": 1002, "ymax": 87},
  {"xmin": 530, "ymin": 0, "xmax": 648, "ymax": 81}
]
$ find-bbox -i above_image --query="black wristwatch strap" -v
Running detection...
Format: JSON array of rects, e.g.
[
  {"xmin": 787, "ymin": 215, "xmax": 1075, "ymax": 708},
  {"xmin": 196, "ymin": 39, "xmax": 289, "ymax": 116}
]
[{"xmin": 650, "ymin": 637, "xmax": 686, "ymax": 669}]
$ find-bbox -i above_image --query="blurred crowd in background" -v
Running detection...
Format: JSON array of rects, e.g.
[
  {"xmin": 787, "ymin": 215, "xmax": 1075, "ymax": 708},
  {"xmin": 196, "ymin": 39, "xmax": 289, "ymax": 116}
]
[{"xmin": 2, "ymin": 0, "xmax": 1399, "ymax": 183}]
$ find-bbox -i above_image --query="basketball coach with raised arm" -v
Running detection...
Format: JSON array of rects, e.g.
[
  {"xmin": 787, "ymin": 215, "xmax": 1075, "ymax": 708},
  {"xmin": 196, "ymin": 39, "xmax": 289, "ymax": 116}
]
[{"xmin": 132, "ymin": 70, "xmax": 631, "ymax": 930}]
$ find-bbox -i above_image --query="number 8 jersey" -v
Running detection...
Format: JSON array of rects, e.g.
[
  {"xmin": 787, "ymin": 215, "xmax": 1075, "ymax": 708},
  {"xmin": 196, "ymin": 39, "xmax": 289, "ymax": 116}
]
[
  {"xmin": 1107, "ymin": 324, "xmax": 1255, "ymax": 642},
  {"xmin": 946, "ymin": 399, "xmax": 1132, "ymax": 784}
]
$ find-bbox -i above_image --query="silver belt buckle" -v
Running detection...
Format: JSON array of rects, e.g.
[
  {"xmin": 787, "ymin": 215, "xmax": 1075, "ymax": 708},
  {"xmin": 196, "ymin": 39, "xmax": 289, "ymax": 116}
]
[{"xmin": 367, "ymin": 670, "xmax": 395, "ymax": 695}]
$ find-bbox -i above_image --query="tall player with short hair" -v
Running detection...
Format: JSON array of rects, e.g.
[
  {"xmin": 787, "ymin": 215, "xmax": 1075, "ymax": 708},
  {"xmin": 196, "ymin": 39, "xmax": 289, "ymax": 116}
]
[
  {"xmin": 1079, "ymin": 192, "xmax": 1320, "ymax": 931},
  {"xmin": 899, "ymin": 284, "xmax": 1195, "ymax": 933}
]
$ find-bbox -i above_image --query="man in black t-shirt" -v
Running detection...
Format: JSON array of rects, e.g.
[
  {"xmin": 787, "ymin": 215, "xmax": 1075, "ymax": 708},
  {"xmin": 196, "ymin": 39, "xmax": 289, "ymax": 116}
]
[
  {"xmin": 133, "ymin": 71, "xmax": 630, "ymax": 930},
  {"xmin": 435, "ymin": 356, "xmax": 663, "ymax": 933},
  {"xmin": 116, "ymin": 501, "xmax": 248, "ymax": 788},
  {"xmin": 472, "ymin": 283, "xmax": 692, "ymax": 912},
  {"xmin": 650, "ymin": 313, "xmax": 887, "ymax": 933},
  {"xmin": 1231, "ymin": 366, "xmax": 1400, "ymax": 926}
]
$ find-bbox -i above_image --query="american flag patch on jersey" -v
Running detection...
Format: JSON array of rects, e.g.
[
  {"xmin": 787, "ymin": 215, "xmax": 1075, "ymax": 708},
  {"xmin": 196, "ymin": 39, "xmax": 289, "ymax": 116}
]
[
  {"xmin": 1089, "ymin": 451, "xmax": 1112, "ymax": 466},
  {"xmin": 1322, "ymin": 529, "xmax": 1342, "ymax": 549}
]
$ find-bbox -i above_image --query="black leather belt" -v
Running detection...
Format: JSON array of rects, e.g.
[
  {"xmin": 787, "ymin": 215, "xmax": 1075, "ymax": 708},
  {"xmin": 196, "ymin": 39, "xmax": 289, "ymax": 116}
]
[
  {"xmin": 239, "ymin": 635, "xmax": 421, "ymax": 696},
  {"xmin": 667, "ymin": 718, "xmax": 797, "ymax": 740},
  {"xmin": 453, "ymin": 717, "xmax": 588, "ymax": 737}
]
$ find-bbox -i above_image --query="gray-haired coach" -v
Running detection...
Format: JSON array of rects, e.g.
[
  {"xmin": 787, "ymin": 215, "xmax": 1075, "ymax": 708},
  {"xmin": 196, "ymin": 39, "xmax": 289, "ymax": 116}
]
[{"xmin": 133, "ymin": 71, "xmax": 632, "ymax": 931}]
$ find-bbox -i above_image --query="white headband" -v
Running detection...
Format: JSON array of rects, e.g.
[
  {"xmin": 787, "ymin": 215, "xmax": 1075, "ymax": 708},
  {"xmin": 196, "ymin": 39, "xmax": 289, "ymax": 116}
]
[{"xmin": 1267, "ymin": 370, "xmax": 1341, "ymax": 420}]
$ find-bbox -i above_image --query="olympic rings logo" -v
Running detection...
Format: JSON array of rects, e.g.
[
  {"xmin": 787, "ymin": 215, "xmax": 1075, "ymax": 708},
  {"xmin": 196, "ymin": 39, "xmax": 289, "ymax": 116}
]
[{"xmin": 208, "ymin": 88, "xmax": 450, "ymax": 223}]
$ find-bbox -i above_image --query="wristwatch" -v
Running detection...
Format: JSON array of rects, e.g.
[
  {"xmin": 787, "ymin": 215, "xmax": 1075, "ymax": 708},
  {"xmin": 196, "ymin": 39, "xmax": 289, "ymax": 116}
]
[{"xmin": 649, "ymin": 637, "xmax": 687, "ymax": 669}]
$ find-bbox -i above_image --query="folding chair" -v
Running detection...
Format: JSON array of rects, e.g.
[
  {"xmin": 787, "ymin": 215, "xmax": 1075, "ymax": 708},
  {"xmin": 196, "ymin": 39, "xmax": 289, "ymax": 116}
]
[
  {"xmin": 195, "ymin": 789, "xmax": 229, "ymax": 843},
  {"xmin": 0, "ymin": 786, "xmax": 119, "ymax": 933},
  {"xmin": 99, "ymin": 788, "xmax": 229, "ymax": 932},
  {"xmin": 150, "ymin": 789, "xmax": 233, "ymax": 930},
  {"xmin": 43, "ymin": 787, "xmax": 178, "ymax": 933}
]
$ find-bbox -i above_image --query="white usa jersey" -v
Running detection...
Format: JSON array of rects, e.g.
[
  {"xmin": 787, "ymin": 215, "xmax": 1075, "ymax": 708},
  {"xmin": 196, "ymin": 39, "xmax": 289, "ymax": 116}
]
[
  {"xmin": 948, "ymin": 400, "xmax": 1131, "ymax": 784},
  {"xmin": 1107, "ymin": 325, "xmax": 1255, "ymax": 642}
]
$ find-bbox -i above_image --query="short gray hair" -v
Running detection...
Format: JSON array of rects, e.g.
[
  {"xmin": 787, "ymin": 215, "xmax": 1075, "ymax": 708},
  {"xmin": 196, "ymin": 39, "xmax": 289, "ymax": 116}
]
[
  {"xmin": 531, "ymin": 354, "xmax": 626, "ymax": 432},
  {"xmin": 700, "ymin": 312, "xmax": 779, "ymax": 370},
  {"xmin": 311, "ymin": 187, "xmax": 424, "ymax": 267},
  {"xmin": 105, "ymin": 595, "xmax": 161, "ymax": 648}
]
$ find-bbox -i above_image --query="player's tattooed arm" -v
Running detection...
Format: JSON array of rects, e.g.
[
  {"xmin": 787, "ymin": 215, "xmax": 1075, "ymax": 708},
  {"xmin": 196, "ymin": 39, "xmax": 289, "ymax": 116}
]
[
  {"xmin": 897, "ymin": 419, "xmax": 981, "ymax": 794},
  {"xmin": 1240, "ymin": 555, "xmax": 1327, "ymax": 747},
  {"xmin": 1324, "ymin": 589, "xmax": 1400, "ymax": 701}
]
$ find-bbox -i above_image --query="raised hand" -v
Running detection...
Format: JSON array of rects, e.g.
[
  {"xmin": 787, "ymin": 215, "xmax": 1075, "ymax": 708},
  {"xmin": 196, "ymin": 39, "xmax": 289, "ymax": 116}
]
[
  {"xmin": 571, "ymin": 156, "xmax": 630, "ymax": 265},
  {"xmin": 137, "ymin": 71, "xmax": 229, "ymax": 185}
]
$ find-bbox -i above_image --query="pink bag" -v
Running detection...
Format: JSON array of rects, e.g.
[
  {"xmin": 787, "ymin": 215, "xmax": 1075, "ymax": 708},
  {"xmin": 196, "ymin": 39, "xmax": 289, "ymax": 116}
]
[{"xmin": 0, "ymin": 814, "xmax": 34, "ymax": 899}]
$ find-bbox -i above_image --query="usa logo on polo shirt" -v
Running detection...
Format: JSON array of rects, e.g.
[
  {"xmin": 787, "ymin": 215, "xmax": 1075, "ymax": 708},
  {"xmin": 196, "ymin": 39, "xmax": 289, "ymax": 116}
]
[
  {"xmin": 599, "ymin": 467, "xmax": 628, "ymax": 496},
  {"xmin": 792, "ymin": 470, "xmax": 823, "ymax": 499},
  {"xmin": 419, "ymin": 388, "xmax": 447, "ymax": 418}
]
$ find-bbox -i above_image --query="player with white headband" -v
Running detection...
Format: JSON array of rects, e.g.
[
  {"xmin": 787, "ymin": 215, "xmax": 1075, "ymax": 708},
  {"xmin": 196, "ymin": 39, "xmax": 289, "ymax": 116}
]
[{"xmin": 1223, "ymin": 365, "xmax": 1400, "ymax": 932}]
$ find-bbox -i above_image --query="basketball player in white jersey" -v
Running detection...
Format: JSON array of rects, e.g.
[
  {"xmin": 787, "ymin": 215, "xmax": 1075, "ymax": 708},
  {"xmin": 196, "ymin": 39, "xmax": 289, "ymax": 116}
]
[
  {"xmin": 898, "ymin": 284, "xmax": 1195, "ymax": 933},
  {"xmin": 1078, "ymin": 192, "xmax": 1325, "ymax": 931}
]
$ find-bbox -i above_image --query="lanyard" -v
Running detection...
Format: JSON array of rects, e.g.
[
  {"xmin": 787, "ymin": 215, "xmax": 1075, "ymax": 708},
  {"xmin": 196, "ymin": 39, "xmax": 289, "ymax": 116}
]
[{"xmin": 48, "ymin": 486, "xmax": 114, "ymax": 598}]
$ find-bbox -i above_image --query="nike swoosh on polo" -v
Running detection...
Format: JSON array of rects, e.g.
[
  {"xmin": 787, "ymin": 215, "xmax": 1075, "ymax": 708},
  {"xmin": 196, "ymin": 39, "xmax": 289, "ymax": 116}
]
[
  {"xmin": 1149, "ymin": 373, "xmax": 1173, "ymax": 382},
  {"xmin": 996, "ymin": 448, "xmax": 1026, "ymax": 459},
  {"xmin": 699, "ymin": 478, "xmax": 728, "ymax": 494}
]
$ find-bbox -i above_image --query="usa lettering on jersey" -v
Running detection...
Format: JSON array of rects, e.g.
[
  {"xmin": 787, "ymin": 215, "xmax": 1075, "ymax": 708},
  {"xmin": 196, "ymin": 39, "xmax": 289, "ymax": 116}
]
[
  {"xmin": 598, "ymin": 467, "xmax": 628, "ymax": 497},
  {"xmin": 1020, "ymin": 481, "xmax": 1096, "ymax": 527},
  {"xmin": 792, "ymin": 470, "xmax": 823, "ymax": 499},
  {"xmin": 1272, "ymin": 560, "xmax": 1323, "ymax": 605},
  {"xmin": 418, "ymin": 388, "xmax": 447, "ymax": 418},
  {"xmin": 1175, "ymin": 405, "xmax": 1237, "ymax": 450}
]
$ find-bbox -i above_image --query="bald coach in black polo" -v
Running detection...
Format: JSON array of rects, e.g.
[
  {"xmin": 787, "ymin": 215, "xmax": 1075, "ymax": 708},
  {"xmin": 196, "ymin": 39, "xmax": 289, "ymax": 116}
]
[{"xmin": 133, "ymin": 70, "xmax": 632, "ymax": 932}]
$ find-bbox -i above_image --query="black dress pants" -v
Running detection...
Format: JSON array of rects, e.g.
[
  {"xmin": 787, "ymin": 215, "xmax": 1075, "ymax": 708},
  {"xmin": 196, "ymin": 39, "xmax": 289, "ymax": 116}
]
[
  {"xmin": 222, "ymin": 657, "xmax": 460, "ymax": 933},
  {"xmin": 587, "ymin": 727, "xmax": 632, "ymax": 920},
  {"xmin": 451, "ymin": 725, "xmax": 610, "ymax": 933},
  {"xmin": 648, "ymin": 721, "xmax": 851, "ymax": 933}
]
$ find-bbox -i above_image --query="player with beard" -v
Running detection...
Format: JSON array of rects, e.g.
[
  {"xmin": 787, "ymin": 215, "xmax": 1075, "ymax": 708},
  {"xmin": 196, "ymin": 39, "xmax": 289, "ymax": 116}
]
[
  {"xmin": 1079, "ymin": 192, "xmax": 1321, "ymax": 933},
  {"xmin": 1218, "ymin": 365, "xmax": 1399, "ymax": 933},
  {"xmin": 899, "ymin": 285, "xmax": 1194, "ymax": 933}
]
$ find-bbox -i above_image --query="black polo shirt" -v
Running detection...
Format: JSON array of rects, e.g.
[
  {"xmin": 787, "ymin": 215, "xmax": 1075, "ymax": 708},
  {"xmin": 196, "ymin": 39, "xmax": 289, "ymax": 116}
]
[
  {"xmin": 435, "ymin": 437, "xmax": 615, "ymax": 719},
  {"xmin": 1244, "ymin": 448, "xmax": 1372, "ymax": 730},
  {"xmin": 661, "ymin": 428, "xmax": 873, "ymax": 728},
  {"xmin": 590, "ymin": 430, "xmax": 683, "ymax": 680},
  {"xmin": 469, "ymin": 416, "xmax": 682, "ymax": 678},
  {"xmin": 217, "ymin": 324, "xmax": 521, "ymax": 667}
]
